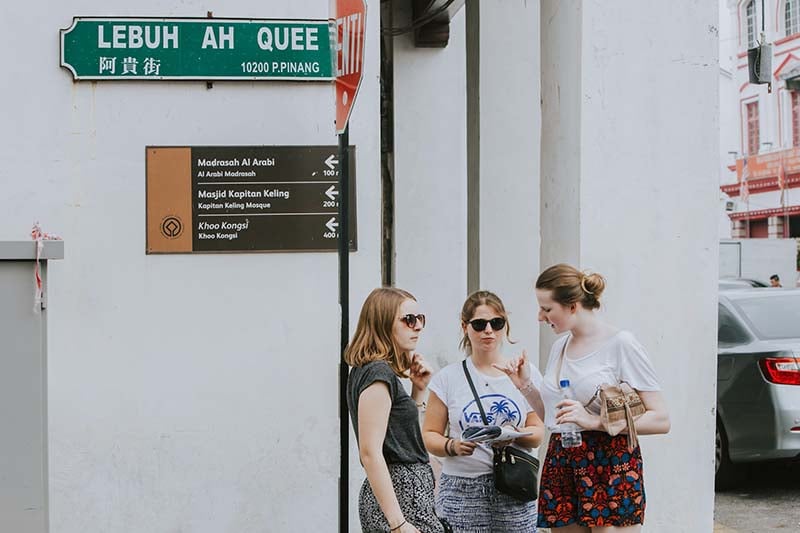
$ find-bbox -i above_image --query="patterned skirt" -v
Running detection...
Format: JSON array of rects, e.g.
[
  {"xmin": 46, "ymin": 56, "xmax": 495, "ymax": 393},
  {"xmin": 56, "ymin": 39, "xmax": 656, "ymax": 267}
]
[
  {"xmin": 359, "ymin": 462, "xmax": 446, "ymax": 533},
  {"xmin": 537, "ymin": 431, "xmax": 646, "ymax": 528}
]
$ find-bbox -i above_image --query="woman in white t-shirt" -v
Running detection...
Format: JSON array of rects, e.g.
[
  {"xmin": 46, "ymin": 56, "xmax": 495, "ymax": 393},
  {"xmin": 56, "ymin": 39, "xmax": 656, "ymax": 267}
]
[
  {"xmin": 422, "ymin": 290, "xmax": 544, "ymax": 532},
  {"xmin": 495, "ymin": 264, "xmax": 670, "ymax": 533}
]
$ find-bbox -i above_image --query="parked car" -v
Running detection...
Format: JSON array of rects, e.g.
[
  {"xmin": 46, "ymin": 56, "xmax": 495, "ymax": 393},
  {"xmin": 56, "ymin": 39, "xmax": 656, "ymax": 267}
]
[
  {"xmin": 716, "ymin": 288, "xmax": 800, "ymax": 489},
  {"xmin": 718, "ymin": 277, "xmax": 769, "ymax": 290}
]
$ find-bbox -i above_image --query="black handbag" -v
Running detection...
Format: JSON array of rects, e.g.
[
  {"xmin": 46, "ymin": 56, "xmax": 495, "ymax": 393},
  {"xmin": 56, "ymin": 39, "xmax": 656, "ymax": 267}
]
[{"xmin": 462, "ymin": 360, "xmax": 539, "ymax": 502}]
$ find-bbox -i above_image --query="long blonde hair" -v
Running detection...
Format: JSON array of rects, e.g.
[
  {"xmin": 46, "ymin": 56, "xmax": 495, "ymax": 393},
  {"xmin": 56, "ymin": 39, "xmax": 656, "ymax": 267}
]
[{"xmin": 345, "ymin": 287, "xmax": 417, "ymax": 377}]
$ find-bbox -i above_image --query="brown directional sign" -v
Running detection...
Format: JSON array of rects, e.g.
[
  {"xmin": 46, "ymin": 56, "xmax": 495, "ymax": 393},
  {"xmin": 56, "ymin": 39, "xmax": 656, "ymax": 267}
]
[{"xmin": 146, "ymin": 145, "xmax": 356, "ymax": 253}]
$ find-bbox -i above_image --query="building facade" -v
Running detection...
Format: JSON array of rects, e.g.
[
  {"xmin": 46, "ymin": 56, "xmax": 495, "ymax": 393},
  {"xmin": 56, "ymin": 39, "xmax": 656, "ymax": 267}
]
[{"xmin": 724, "ymin": 0, "xmax": 800, "ymax": 246}]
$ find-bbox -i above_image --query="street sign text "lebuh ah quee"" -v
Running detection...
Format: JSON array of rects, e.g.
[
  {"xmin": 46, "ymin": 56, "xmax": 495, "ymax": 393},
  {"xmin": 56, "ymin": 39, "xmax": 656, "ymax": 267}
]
[{"xmin": 60, "ymin": 18, "xmax": 335, "ymax": 81}]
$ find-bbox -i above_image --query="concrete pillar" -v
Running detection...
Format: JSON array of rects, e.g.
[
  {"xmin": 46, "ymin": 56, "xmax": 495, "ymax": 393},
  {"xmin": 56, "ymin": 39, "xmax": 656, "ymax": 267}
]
[
  {"xmin": 467, "ymin": 0, "xmax": 541, "ymax": 352},
  {"xmin": 768, "ymin": 215, "xmax": 785, "ymax": 238},
  {"xmin": 540, "ymin": 1, "xmax": 718, "ymax": 529}
]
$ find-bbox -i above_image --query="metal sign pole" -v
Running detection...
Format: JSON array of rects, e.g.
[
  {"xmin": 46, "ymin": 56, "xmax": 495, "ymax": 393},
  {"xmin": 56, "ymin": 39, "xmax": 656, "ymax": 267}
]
[{"xmin": 338, "ymin": 125, "xmax": 350, "ymax": 533}]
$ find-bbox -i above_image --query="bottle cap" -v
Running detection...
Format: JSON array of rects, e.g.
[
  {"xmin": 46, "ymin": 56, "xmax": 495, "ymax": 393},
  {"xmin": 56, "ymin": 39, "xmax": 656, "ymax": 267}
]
[{"xmin": 559, "ymin": 379, "xmax": 570, "ymax": 388}]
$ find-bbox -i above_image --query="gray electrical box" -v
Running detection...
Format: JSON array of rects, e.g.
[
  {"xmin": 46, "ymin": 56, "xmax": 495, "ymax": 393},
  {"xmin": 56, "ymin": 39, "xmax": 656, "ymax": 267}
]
[{"xmin": 1, "ymin": 240, "xmax": 63, "ymax": 533}]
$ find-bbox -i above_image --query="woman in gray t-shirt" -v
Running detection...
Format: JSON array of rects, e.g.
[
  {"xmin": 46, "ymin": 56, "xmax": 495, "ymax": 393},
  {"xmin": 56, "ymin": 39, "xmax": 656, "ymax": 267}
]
[{"xmin": 346, "ymin": 287, "xmax": 445, "ymax": 533}]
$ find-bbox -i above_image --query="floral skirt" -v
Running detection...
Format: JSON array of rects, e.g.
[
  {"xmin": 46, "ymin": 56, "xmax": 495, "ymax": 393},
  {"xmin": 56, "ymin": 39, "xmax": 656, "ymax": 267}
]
[{"xmin": 537, "ymin": 431, "xmax": 646, "ymax": 528}]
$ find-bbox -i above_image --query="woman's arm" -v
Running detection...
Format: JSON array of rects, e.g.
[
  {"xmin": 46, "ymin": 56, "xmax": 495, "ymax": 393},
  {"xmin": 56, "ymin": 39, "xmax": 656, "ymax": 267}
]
[
  {"xmin": 358, "ymin": 383, "xmax": 419, "ymax": 533},
  {"xmin": 422, "ymin": 392, "xmax": 477, "ymax": 457},
  {"xmin": 628, "ymin": 390, "xmax": 670, "ymax": 435},
  {"xmin": 555, "ymin": 389, "xmax": 670, "ymax": 435},
  {"xmin": 513, "ymin": 410, "xmax": 545, "ymax": 448}
]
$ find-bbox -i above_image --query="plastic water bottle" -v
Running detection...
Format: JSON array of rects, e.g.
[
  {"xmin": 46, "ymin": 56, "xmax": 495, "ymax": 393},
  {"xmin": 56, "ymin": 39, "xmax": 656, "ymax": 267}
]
[{"xmin": 559, "ymin": 379, "xmax": 583, "ymax": 448}]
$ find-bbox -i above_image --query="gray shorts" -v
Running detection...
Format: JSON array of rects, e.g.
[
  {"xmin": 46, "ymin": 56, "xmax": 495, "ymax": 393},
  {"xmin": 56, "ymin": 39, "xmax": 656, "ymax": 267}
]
[{"xmin": 436, "ymin": 472, "xmax": 537, "ymax": 533}]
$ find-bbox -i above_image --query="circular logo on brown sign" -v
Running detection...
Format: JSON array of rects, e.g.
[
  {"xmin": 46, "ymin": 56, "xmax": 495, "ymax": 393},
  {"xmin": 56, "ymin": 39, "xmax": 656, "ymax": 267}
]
[{"xmin": 160, "ymin": 216, "xmax": 183, "ymax": 239}]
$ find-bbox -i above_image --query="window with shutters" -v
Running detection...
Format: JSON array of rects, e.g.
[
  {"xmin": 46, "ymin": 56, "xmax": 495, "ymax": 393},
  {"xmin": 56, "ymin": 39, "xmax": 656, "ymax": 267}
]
[
  {"xmin": 746, "ymin": 1, "xmax": 757, "ymax": 48},
  {"xmin": 787, "ymin": 0, "xmax": 800, "ymax": 36}
]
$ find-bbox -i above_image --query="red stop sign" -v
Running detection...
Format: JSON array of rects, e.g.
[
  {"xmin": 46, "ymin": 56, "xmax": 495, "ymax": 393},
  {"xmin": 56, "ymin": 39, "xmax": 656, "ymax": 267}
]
[{"xmin": 335, "ymin": 0, "xmax": 366, "ymax": 134}]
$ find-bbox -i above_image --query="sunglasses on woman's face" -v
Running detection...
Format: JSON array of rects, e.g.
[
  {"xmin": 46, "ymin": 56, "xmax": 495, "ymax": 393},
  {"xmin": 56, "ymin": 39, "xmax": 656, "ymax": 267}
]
[
  {"xmin": 400, "ymin": 313, "xmax": 426, "ymax": 329},
  {"xmin": 468, "ymin": 317, "xmax": 506, "ymax": 332}
]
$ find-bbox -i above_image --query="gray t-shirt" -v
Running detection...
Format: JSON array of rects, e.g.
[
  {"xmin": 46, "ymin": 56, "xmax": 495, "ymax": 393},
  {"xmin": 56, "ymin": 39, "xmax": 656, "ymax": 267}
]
[{"xmin": 347, "ymin": 361, "xmax": 429, "ymax": 464}]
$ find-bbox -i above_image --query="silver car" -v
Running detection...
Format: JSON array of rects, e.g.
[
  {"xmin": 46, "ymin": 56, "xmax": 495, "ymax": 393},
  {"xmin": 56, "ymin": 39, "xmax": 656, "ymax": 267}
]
[{"xmin": 716, "ymin": 288, "xmax": 800, "ymax": 489}]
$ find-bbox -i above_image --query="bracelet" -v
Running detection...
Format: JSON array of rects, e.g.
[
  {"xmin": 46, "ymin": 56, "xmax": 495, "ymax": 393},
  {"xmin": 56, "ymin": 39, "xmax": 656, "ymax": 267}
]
[
  {"xmin": 416, "ymin": 401, "xmax": 427, "ymax": 410},
  {"xmin": 444, "ymin": 438, "xmax": 453, "ymax": 456},
  {"xmin": 518, "ymin": 381, "xmax": 536, "ymax": 395},
  {"xmin": 390, "ymin": 519, "xmax": 407, "ymax": 531},
  {"xmin": 448, "ymin": 438, "xmax": 457, "ymax": 457}
]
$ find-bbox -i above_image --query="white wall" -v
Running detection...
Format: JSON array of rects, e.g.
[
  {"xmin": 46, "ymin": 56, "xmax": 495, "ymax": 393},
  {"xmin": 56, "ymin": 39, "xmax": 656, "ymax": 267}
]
[
  {"xmin": 393, "ymin": 5, "xmax": 468, "ymax": 371},
  {"xmin": 475, "ymin": 2, "xmax": 541, "ymax": 356},
  {"xmin": 1, "ymin": 1, "xmax": 381, "ymax": 531},
  {"xmin": 542, "ymin": 0, "xmax": 719, "ymax": 530}
]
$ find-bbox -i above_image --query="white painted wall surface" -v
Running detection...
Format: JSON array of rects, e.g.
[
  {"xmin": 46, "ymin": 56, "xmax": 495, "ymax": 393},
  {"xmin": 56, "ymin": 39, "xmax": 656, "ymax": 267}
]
[
  {"xmin": 1, "ymin": 1, "xmax": 381, "ymax": 531},
  {"xmin": 476, "ymin": 1, "xmax": 541, "ymax": 357},
  {"xmin": 542, "ymin": 1, "xmax": 719, "ymax": 530},
  {"xmin": 393, "ymin": 6, "xmax": 468, "ymax": 372}
]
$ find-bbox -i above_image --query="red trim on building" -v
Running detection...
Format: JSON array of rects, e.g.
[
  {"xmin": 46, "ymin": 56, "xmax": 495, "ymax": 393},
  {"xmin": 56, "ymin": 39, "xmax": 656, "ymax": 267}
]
[
  {"xmin": 740, "ymin": 81, "xmax": 750, "ymax": 92},
  {"xmin": 722, "ymin": 174, "xmax": 800, "ymax": 196},
  {"xmin": 775, "ymin": 34, "xmax": 800, "ymax": 46},
  {"xmin": 775, "ymin": 44, "xmax": 800, "ymax": 56},
  {"xmin": 729, "ymin": 204, "xmax": 800, "ymax": 221},
  {"xmin": 738, "ymin": 51, "xmax": 748, "ymax": 59},
  {"xmin": 773, "ymin": 53, "xmax": 799, "ymax": 79}
]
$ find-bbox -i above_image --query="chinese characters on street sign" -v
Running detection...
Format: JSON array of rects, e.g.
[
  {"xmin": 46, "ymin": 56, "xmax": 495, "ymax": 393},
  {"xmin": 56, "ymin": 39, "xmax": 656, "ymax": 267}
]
[
  {"xmin": 146, "ymin": 146, "xmax": 357, "ymax": 253},
  {"xmin": 60, "ymin": 18, "xmax": 335, "ymax": 80}
]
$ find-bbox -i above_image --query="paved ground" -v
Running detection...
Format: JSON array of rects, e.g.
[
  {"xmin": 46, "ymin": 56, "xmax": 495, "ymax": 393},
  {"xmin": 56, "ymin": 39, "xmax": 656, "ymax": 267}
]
[{"xmin": 713, "ymin": 461, "xmax": 800, "ymax": 532}]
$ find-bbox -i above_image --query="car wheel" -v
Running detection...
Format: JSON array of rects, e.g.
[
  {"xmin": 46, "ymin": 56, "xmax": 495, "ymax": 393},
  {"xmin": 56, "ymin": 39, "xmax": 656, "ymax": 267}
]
[{"xmin": 715, "ymin": 420, "xmax": 742, "ymax": 491}]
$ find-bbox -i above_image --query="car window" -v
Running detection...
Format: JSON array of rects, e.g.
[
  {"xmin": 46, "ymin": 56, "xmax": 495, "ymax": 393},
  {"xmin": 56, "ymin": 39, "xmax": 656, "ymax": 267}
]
[
  {"xmin": 718, "ymin": 304, "xmax": 750, "ymax": 345},
  {"xmin": 733, "ymin": 294, "xmax": 800, "ymax": 339}
]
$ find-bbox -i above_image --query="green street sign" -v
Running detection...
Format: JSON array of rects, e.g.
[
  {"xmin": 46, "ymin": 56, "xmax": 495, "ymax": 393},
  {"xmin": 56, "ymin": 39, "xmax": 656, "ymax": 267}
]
[{"xmin": 60, "ymin": 17, "xmax": 335, "ymax": 81}]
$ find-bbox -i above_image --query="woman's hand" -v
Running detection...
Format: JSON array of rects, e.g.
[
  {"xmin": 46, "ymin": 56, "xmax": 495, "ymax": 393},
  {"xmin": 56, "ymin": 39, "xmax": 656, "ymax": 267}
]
[
  {"xmin": 555, "ymin": 399, "xmax": 600, "ymax": 431},
  {"xmin": 492, "ymin": 349, "xmax": 533, "ymax": 390},
  {"xmin": 452, "ymin": 439, "xmax": 478, "ymax": 456},
  {"xmin": 409, "ymin": 353, "xmax": 433, "ymax": 391}
]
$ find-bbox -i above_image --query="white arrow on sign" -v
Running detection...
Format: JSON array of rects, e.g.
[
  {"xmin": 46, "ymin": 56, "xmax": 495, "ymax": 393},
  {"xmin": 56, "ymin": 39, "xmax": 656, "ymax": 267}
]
[
  {"xmin": 325, "ymin": 185, "xmax": 339, "ymax": 200},
  {"xmin": 325, "ymin": 154, "xmax": 339, "ymax": 170},
  {"xmin": 326, "ymin": 217, "xmax": 339, "ymax": 233}
]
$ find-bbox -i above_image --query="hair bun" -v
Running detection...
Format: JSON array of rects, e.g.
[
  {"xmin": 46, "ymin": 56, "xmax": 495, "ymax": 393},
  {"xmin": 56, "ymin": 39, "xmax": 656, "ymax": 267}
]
[{"xmin": 582, "ymin": 272, "xmax": 606, "ymax": 299}]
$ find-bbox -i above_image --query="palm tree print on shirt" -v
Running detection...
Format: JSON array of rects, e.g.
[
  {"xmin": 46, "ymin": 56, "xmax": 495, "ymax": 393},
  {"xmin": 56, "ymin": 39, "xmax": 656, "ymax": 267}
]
[{"xmin": 460, "ymin": 394, "xmax": 522, "ymax": 430}]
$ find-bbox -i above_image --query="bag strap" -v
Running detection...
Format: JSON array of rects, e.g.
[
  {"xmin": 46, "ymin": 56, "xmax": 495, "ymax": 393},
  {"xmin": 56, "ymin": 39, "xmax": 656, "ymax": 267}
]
[
  {"xmin": 554, "ymin": 336, "xmax": 568, "ymax": 386},
  {"xmin": 462, "ymin": 360, "xmax": 489, "ymax": 425}
]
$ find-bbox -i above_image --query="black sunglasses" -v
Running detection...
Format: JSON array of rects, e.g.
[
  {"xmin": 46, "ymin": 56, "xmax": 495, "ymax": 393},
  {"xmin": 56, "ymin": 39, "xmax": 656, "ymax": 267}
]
[
  {"xmin": 400, "ymin": 314, "xmax": 426, "ymax": 328},
  {"xmin": 468, "ymin": 317, "xmax": 506, "ymax": 332}
]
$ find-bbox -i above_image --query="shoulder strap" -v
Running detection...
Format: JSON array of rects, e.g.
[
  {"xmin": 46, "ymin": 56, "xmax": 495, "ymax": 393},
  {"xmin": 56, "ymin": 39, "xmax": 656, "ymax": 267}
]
[
  {"xmin": 554, "ymin": 336, "xmax": 569, "ymax": 386},
  {"xmin": 462, "ymin": 360, "xmax": 489, "ymax": 425}
]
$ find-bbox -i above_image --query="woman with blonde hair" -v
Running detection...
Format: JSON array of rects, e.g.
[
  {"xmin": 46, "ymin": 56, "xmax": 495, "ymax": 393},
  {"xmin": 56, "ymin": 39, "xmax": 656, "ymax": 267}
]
[
  {"xmin": 423, "ymin": 290, "xmax": 544, "ymax": 532},
  {"xmin": 346, "ymin": 287, "xmax": 445, "ymax": 533},
  {"xmin": 496, "ymin": 264, "xmax": 670, "ymax": 532}
]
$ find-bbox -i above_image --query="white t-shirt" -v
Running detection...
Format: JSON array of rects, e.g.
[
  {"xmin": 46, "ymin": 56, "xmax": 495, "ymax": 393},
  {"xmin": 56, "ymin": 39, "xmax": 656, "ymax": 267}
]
[
  {"xmin": 428, "ymin": 356, "xmax": 543, "ymax": 478},
  {"xmin": 540, "ymin": 330, "xmax": 661, "ymax": 432}
]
